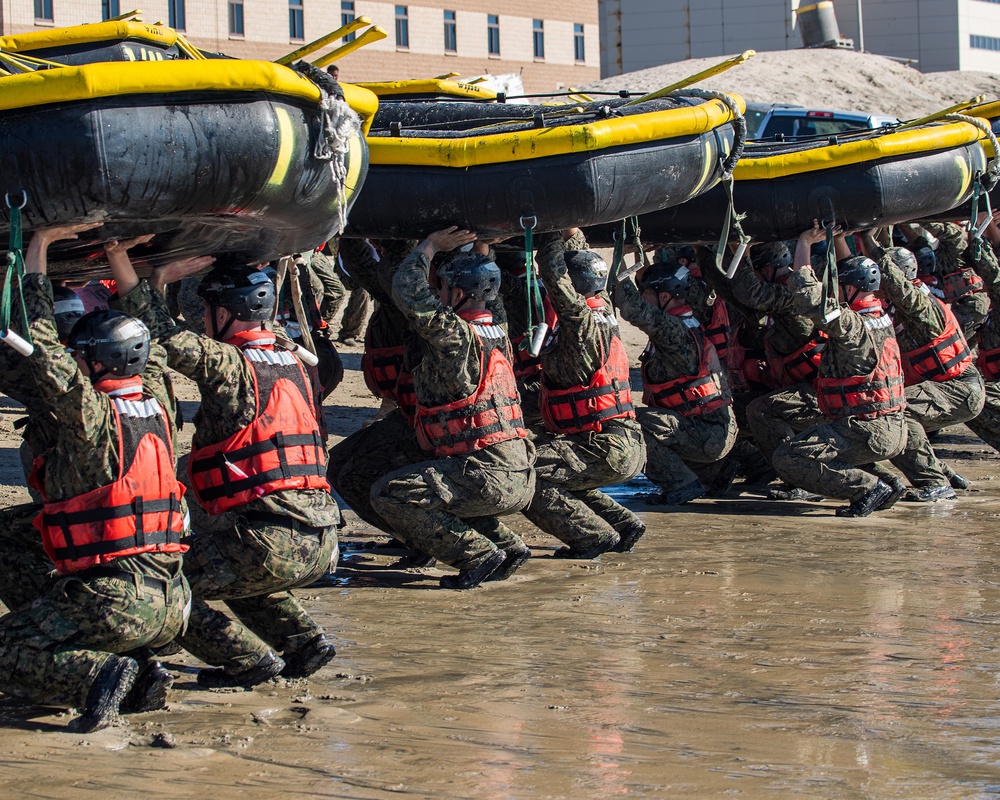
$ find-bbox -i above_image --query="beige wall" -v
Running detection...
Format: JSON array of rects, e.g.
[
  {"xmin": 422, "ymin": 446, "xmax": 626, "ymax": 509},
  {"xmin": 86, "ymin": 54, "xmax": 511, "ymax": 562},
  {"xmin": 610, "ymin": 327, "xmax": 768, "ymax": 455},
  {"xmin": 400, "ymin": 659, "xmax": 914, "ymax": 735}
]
[{"xmin": 2, "ymin": 0, "xmax": 599, "ymax": 92}]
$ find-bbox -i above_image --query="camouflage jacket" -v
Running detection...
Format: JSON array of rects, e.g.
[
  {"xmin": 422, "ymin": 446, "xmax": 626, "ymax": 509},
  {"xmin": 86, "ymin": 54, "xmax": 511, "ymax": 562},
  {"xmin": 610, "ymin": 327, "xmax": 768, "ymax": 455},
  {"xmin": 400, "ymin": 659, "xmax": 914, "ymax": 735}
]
[
  {"xmin": 729, "ymin": 260, "xmax": 820, "ymax": 357},
  {"xmin": 869, "ymin": 244, "xmax": 948, "ymax": 350},
  {"xmin": 614, "ymin": 276, "xmax": 700, "ymax": 383}
]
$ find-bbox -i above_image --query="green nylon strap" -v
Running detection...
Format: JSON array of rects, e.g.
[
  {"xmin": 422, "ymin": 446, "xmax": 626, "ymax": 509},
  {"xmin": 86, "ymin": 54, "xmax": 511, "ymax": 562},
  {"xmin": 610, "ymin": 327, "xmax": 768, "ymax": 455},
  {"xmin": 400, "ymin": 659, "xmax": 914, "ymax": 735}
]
[
  {"xmin": 608, "ymin": 218, "xmax": 626, "ymax": 289},
  {"xmin": 969, "ymin": 172, "xmax": 984, "ymax": 260},
  {"xmin": 821, "ymin": 222, "xmax": 838, "ymax": 321},
  {"xmin": 715, "ymin": 173, "xmax": 749, "ymax": 276},
  {"xmin": 2, "ymin": 201, "xmax": 29, "ymax": 343},
  {"xmin": 521, "ymin": 221, "xmax": 543, "ymax": 349}
]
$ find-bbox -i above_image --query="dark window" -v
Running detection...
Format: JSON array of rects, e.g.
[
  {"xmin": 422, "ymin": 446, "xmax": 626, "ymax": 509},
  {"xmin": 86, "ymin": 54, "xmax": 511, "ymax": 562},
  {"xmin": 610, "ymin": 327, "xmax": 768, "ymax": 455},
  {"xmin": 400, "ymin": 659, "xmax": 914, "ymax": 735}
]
[
  {"xmin": 101, "ymin": 0, "xmax": 120, "ymax": 21},
  {"xmin": 395, "ymin": 6, "xmax": 409, "ymax": 49},
  {"xmin": 444, "ymin": 10, "xmax": 457, "ymax": 53},
  {"xmin": 34, "ymin": 0, "xmax": 53, "ymax": 21},
  {"xmin": 168, "ymin": 0, "xmax": 186, "ymax": 31},
  {"xmin": 971, "ymin": 34, "xmax": 1000, "ymax": 51},
  {"xmin": 487, "ymin": 14, "xmax": 500, "ymax": 56},
  {"xmin": 229, "ymin": 1, "xmax": 244, "ymax": 35},
  {"xmin": 289, "ymin": 0, "xmax": 304, "ymax": 40},
  {"xmin": 574, "ymin": 23, "xmax": 585, "ymax": 62},
  {"xmin": 533, "ymin": 19, "xmax": 544, "ymax": 59},
  {"xmin": 341, "ymin": 1, "xmax": 356, "ymax": 42}
]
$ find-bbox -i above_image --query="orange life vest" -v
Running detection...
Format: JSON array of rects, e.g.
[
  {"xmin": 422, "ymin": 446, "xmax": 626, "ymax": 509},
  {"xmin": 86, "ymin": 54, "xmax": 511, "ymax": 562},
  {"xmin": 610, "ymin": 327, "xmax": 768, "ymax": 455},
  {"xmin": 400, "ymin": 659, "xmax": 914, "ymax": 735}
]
[
  {"xmin": 641, "ymin": 313, "xmax": 733, "ymax": 417},
  {"xmin": 816, "ymin": 310, "xmax": 906, "ymax": 420},
  {"xmin": 766, "ymin": 332, "xmax": 827, "ymax": 387},
  {"xmin": 942, "ymin": 267, "xmax": 985, "ymax": 302},
  {"xmin": 899, "ymin": 297, "xmax": 973, "ymax": 385},
  {"xmin": 539, "ymin": 304, "xmax": 635, "ymax": 434},
  {"xmin": 978, "ymin": 345, "xmax": 1000, "ymax": 382},
  {"xmin": 414, "ymin": 314, "xmax": 527, "ymax": 456},
  {"xmin": 724, "ymin": 317, "xmax": 773, "ymax": 393},
  {"xmin": 703, "ymin": 299, "xmax": 731, "ymax": 362},
  {"xmin": 361, "ymin": 342, "xmax": 405, "ymax": 401},
  {"xmin": 35, "ymin": 396, "xmax": 188, "ymax": 576},
  {"xmin": 188, "ymin": 341, "xmax": 329, "ymax": 514}
]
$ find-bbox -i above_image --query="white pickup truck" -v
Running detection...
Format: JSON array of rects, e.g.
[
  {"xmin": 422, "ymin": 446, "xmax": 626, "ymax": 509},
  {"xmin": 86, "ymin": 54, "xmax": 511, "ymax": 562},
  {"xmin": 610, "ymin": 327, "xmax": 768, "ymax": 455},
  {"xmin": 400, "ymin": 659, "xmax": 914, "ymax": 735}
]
[{"xmin": 746, "ymin": 102, "xmax": 898, "ymax": 140}]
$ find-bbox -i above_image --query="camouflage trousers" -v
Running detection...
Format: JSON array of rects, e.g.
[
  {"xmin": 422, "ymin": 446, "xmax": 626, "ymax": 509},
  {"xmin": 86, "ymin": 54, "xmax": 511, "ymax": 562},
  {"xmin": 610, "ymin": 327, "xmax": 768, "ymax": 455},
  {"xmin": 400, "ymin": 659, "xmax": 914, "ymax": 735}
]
[
  {"xmin": 868, "ymin": 372, "xmax": 985, "ymax": 487},
  {"xmin": 0, "ymin": 502, "xmax": 53, "ymax": 612},
  {"xmin": 370, "ymin": 453, "xmax": 535, "ymax": 572},
  {"xmin": 964, "ymin": 379, "xmax": 1000, "ymax": 454},
  {"xmin": 328, "ymin": 409, "xmax": 425, "ymax": 533},
  {"xmin": 746, "ymin": 383, "xmax": 825, "ymax": 465},
  {"xmin": 637, "ymin": 405, "xmax": 738, "ymax": 494},
  {"xmin": 178, "ymin": 518, "xmax": 338, "ymax": 674},
  {"xmin": 772, "ymin": 411, "xmax": 908, "ymax": 501},
  {"xmin": 522, "ymin": 426, "xmax": 646, "ymax": 550},
  {"xmin": 0, "ymin": 567, "xmax": 189, "ymax": 708},
  {"xmin": 311, "ymin": 252, "xmax": 371, "ymax": 340}
]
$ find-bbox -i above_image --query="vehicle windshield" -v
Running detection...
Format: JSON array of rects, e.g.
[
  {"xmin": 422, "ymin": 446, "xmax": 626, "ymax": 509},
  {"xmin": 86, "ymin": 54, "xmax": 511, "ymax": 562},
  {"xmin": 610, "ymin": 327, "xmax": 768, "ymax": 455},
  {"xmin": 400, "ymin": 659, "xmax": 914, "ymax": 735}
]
[
  {"xmin": 761, "ymin": 115, "xmax": 871, "ymax": 139},
  {"xmin": 744, "ymin": 107, "xmax": 770, "ymax": 138}
]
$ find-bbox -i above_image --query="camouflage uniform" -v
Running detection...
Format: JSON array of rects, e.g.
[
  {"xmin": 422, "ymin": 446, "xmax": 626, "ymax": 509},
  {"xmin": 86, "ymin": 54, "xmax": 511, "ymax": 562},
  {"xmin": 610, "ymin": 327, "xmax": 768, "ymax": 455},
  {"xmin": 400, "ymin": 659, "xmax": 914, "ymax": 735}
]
[
  {"xmin": 519, "ymin": 232, "xmax": 645, "ymax": 551},
  {"xmin": 965, "ymin": 240, "xmax": 1000, "ymax": 451},
  {"xmin": 865, "ymin": 246, "xmax": 984, "ymax": 488},
  {"xmin": 119, "ymin": 281, "xmax": 339, "ymax": 675},
  {"xmin": 369, "ymin": 248, "xmax": 535, "ymax": 572},
  {"xmin": 917, "ymin": 223, "xmax": 990, "ymax": 341},
  {"xmin": 0, "ymin": 274, "xmax": 189, "ymax": 709},
  {"xmin": 771, "ymin": 266, "xmax": 908, "ymax": 501},
  {"xmin": 614, "ymin": 276, "xmax": 737, "ymax": 496},
  {"xmin": 315, "ymin": 238, "xmax": 372, "ymax": 341}
]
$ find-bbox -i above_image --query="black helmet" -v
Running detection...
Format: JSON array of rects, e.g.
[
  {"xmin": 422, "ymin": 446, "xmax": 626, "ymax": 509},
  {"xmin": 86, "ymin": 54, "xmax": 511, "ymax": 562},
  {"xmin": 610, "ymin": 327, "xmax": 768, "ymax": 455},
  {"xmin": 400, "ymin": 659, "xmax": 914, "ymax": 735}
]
[
  {"xmin": 753, "ymin": 241, "xmax": 792, "ymax": 273},
  {"xmin": 837, "ymin": 256, "xmax": 881, "ymax": 292},
  {"xmin": 564, "ymin": 250, "xmax": 609, "ymax": 294},
  {"xmin": 885, "ymin": 247, "xmax": 917, "ymax": 281},
  {"xmin": 67, "ymin": 310, "xmax": 150, "ymax": 379},
  {"xmin": 640, "ymin": 263, "xmax": 690, "ymax": 300},
  {"xmin": 52, "ymin": 286, "xmax": 85, "ymax": 341},
  {"xmin": 437, "ymin": 253, "xmax": 501, "ymax": 303},
  {"xmin": 914, "ymin": 246, "xmax": 936, "ymax": 277},
  {"xmin": 197, "ymin": 266, "xmax": 275, "ymax": 321},
  {"xmin": 675, "ymin": 245, "xmax": 697, "ymax": 264}
]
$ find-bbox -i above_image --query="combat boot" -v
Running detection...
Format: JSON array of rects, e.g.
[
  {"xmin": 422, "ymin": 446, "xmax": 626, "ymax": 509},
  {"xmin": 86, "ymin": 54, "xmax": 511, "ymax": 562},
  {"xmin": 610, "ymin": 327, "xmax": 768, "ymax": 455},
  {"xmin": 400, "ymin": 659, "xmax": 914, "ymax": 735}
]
[
  {"xmin": 120, "ymin": 658, "xmax": 173, "ymax": 714},
  {"xmin": 197, "ymin": 650, "xmax": 285, "ymax": 689},
  {"xmin": 486, "ymin": 545, "xmax": 531, "ymax": 582},
  {"xmin": 610, "ymin": 520, "xmax": 646, "ymax": 553},
  {"xmin": 280, "ymin": 634, "xmax": 337, "ymax": 679},
  {"xmin": 552, "ymin": 532, "xmax": 620, "ymax": 559},
  {"xmin": 68, "ymin": 655, "xmax": 139, "ymax": 733},
  {"xmin": 943, "ymin": 464, "xmax": 970, "ymax": 490},
  {"xmin": 768, "ymin": 485, "xmax": 823, "ymax": 502},
  {"xmin": 904, "ymin": 485, "xmax": 957, "ymax": 502},
  {"xmin": 440, "ymin": 549, "xmax": 505, "ymax": 589},
  {"xmin": 645, "ymin": 480, "xmax": 705, "ymax": 506},
  {"xmin": 835, "ymin": 480, "xmax": 903, "ymax": 518}
]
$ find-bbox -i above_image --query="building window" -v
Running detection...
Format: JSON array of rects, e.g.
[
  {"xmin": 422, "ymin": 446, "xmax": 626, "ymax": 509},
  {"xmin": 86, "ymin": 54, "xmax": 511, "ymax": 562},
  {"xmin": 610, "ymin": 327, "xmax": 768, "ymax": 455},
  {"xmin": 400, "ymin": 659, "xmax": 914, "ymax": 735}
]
[
  {"xmin": 487, "ymin": 14, "xmax": 500, "ymax": 56},
  {"xmin": 289, "ymin": 0, "xmax": 304, "ymax": 40},
  {"xmin": 395, "ymin": 6, "xmax": 409, "ymax": 49},
  {"xmin": 228, "ymin": 0, "xmax": 244, "ymax": 35},
  {"xmin": 574, "ymin": 23, "xmax": 585, "ymax": 62},
  {"xmin": 444, "ymin": 10, "xmax": 457, "ymax": 53},
  {"xmin": 341, "ymin": 1, "xmax": 356, "ymax": 42},
  {"xmin": 101, "ymin": 0, "xmax": 120, "ymax": 21},
  {"xmin": 971, "ymin": 34, "xmax": 1000, "ymax": 51},
  {"xmin": 533, "ymin": 19, "xmax": 544, "ymax": 59},
  {"xmin": 168, "ymin": 0, "xmax": 185, "ymax": 30},
  {"xmin": 34, "ymin": 0, "xmax": 53, "ymax": 21}
]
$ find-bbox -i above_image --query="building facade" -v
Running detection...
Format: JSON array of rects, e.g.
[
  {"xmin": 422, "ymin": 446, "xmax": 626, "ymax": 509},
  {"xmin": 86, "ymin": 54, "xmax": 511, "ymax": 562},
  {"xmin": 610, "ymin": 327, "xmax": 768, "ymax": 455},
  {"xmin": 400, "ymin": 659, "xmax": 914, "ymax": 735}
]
[
  {"xmin": 2, "ymin": 0, "xmax": 600, "ymax": 92},
  {"xmin": 599, "ymin": 0, "xmax": 1000, "ymax": 77}
]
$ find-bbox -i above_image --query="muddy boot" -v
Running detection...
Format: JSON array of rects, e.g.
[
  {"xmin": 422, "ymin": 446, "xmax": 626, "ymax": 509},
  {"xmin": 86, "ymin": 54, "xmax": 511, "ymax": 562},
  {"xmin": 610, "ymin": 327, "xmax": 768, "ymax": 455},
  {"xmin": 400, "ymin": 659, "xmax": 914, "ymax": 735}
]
[
  {"xmin": 393, "ymin": 550, "xmax": 437, "ymax": 569},
  {"xmin": 904, "ymin": 485, "xmax": 957, "ymax": 502},
  {"xmin": 487, "ymin": 545, "xmax": 531, "ymax": 582},
  {"xmin": 68, "ymin": 655, "xmax": 139, "ymax": 733},
  {"xmin": 197, "ymin": 650, "xmax": 285, "ymax": 689},
  {"xmin": 120, "ymin": 659, "xmax": 173, "ymax": 714},
  {"xmin": 280, "ymin": 634, "xmax": 337, "ymax": 679},
  {"xmin": 552, "ymin": 532, "xmax": 620, "ymax": 559},
  {"xmin": 645, "ymin": 480, "xmax": 705, "ymax": 506},
  {"xmin": 768, "ymin": 485, "xmax": 824, "ymax": 502},
  {"xmin": 942, "ymin": 464, "xmax": 970, "ymax": 490},
  {"xmin": 440, "ymin": 549, "xmax": 505, "ymax": 590},
  {"xmin": 610, "ymin": 520, "xmax": 646, "ymax": 553},
  {"xmin": 835, "ymin": 480, "xmax": 902, "ymax": 518},
  {"xmin": 705, "ymin": 458, "xmax": 741, "ymax": 498}
]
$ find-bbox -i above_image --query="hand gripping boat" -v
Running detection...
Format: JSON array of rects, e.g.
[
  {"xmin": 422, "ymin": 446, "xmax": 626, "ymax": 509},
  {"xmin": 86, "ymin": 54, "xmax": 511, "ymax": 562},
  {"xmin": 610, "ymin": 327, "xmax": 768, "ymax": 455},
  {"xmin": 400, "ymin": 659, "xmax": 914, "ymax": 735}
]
[
  {"xmin": 584, "ymin": 118, "xmax": 988, "ymax": 245},
  {"xmin": 0, "ymin": 56, "xmax": 371, "ymax": 277},
  {"xmin": 342, "ymin": 90, "xmax": 747, "ymax": 239}
]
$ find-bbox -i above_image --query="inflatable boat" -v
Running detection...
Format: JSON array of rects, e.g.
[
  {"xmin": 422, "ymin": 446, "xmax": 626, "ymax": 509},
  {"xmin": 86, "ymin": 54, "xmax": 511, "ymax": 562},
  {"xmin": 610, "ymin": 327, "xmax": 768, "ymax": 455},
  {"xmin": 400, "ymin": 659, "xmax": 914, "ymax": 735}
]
[
  {"xmin": 0, "ymin": 57, "xmax": 370, "ymax": 277},
  {"xmin": 356, "ymin": 77, "xmax": 499, "ymax": 103},
  {"xmin": 583, "ymin": 119, "xmax": 986, "ymax": 245},
  {"xmin": 0, "ymin": 19, "xmax": 199, "ymax": 64},
  {"xmin": 343, "ymin": 92, "xmax": 745, "ymax": 239}
]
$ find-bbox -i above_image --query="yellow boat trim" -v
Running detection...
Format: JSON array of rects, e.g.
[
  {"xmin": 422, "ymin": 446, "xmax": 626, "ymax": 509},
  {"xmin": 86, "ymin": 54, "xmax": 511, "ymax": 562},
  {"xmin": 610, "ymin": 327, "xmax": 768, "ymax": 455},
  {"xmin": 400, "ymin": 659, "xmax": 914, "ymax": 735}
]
[
  {"xmin": 344, "ymin": 134, "xmax": 366, "ymax": 200},
  {"xmin": 368, "ymin": 94, "xmax": 745, "ymax": 168},
  {"xmin": 733, "ymin": 121, "xmax": 981, "ymax": 180},
  {"xmin": 969, "ymin": 100, "xmax": 1000, "ymax": 121},
  {"xmin": 358, "ymin": 78, "xmax": 498, "ymax": 101},
  {"xmin": 267, "ymin": 107, "xmax": 295, "ymax": 187},
  {"xmin": 0, "ymin": 20, "xmax": 177, "ymax": 52},
  {"xmin": 341, "ymin": 82, "xmax": 379, "ymax": 134}
]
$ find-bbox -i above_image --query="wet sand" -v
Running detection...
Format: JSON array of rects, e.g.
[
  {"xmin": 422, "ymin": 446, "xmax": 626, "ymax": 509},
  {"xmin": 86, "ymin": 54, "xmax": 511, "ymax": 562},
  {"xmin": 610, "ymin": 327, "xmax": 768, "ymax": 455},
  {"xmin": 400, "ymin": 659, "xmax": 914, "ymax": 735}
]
[{"xmin": 2, "ymin": 343, "xmax": 1000, "ymax": 798}]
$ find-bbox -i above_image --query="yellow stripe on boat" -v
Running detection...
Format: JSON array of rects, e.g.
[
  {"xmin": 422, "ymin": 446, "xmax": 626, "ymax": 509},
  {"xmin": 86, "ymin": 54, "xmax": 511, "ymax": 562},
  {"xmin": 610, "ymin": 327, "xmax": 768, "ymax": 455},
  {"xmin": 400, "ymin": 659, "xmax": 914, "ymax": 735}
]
[
  {"xmin": 368, "ymin": 94, "xmax": 745, "ymax": 168},
  {"xmin": 965, "ymin": 101, "xmax": 1000, "ymax": 158},
  {"xmin": 733, "ymin": 121, "xmax": 981, "ymax": 180},
  {"xmin": 341, "ymin": 83, "xmax": 379, "ymax": 134},
  {"xmin": 0, "ymin": 20, "xmax": 178, "ymax": 51},
  {"xmin": 267, "ymin": 106, "xmax": 295, "ymax": 187},
  {"xmin": 358, "ymin": 78, "xmax": 498, "ymax": 101}
]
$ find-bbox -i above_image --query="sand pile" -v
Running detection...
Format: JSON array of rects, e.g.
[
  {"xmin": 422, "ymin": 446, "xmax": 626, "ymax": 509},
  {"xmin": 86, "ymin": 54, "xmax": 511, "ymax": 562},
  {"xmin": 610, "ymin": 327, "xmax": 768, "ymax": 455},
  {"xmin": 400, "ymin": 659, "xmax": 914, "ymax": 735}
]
[{"xmin": 583, "ymin": 48, "xmax": 999, "ymax": 120}]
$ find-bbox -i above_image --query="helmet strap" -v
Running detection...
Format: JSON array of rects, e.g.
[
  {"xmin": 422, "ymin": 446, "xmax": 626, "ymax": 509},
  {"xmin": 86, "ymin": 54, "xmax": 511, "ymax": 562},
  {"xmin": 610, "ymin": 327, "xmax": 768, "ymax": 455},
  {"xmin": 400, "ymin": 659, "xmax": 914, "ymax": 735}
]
[{"xmin": 210, "ymin": 306, "xmax": 236, "ymax": 341}]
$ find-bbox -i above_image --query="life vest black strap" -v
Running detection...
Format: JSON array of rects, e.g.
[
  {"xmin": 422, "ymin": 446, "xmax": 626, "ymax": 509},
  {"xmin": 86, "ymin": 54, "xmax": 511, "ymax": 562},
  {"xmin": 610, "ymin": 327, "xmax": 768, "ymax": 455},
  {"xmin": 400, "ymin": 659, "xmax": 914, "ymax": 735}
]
[
  {"xmin": 189, "ymin": 432, "xmax": 324, "ymax": 474},
  {"xmin": 52, "ymin": 528, "xmax": 183, "ymax": 561},
  {"xmin": 195, "ymin": 462, "xmax": 328, "ymax": 502}
]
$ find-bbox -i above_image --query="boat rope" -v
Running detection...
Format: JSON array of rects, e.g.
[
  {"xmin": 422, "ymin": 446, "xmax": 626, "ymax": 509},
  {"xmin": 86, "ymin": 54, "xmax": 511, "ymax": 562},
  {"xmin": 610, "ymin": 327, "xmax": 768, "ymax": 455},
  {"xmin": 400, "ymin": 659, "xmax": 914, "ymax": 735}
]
[
  {"xmin": 292, "ymin": 61, "xmax": 362, "ymax": 234},
  {"xmin": 289, "ymin": 255, "xmax": 318, "ymax": 357},
  {"xmin": 1, "ymin": 191, "xmax": 33, "ymax": 356},
  {"xmin": 943, "ymin": 112, "xmax": 1000, "ymax": 191},
  {"xmin": 520, "ymin": 216, "xmax": 548, "ymax": 357},
  {"xmin": 667, "ymin": 89, "xmax": 746, "ymax": 180}
]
